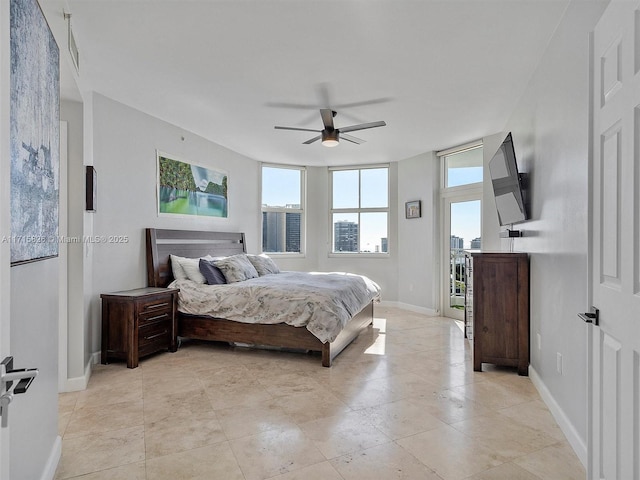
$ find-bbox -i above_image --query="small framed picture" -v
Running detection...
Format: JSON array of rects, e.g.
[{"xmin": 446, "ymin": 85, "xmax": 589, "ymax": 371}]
[{"xmin": 405, "ymin": 200, "xmax": 421, "ymax": 219}]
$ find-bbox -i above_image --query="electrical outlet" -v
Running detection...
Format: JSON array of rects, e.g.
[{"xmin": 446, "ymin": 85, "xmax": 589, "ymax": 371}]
[
  {"xmin": 537, "ymin": 333, "xmax": 541, "ymax": 350},
  {"xmin": 556, "ymin": 352, "xmax": 563, "ymax": 375}
]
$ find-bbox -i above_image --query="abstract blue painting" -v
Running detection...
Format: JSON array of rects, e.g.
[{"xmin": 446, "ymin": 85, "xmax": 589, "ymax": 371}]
[{"xmin": 10, "ymin": 0, "xmax": 60, "ymax": 264}]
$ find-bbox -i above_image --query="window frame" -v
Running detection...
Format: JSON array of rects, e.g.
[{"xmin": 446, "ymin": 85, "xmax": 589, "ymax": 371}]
[
  {"xmin": 439, "ymin": 140, "xmax": 484, "ymax": 192},
  {"xmin": 260, "ymin": 163, "xmax": 306, "ymax": 256},
  {"xmin": 329, "ymin": 164, "xmax": 390, "ymax": 257}
]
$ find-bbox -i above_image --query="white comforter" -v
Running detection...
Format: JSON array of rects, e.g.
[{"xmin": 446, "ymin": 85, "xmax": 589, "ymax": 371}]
[{"xmin": 169, "ymin": 271, "xmax": 381, "ymax": 343}]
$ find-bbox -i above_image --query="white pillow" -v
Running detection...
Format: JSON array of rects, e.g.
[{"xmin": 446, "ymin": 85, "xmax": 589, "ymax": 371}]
[{"xmin": 170, "ymin": 254, "xmax": 212, "ymax": 284}]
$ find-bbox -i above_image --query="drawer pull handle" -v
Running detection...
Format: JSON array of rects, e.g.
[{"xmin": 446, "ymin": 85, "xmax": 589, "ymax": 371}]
[
  {"xmin": 144, "ymin": 303, "xmax": 169, "ymax": 310},
  {"xmin": 144, "ymin": 331, "xmax": 168, "ymax": 341},
  {"xmin": 143, "ymin": 314, "xmax": 168, "ymax": 322}
]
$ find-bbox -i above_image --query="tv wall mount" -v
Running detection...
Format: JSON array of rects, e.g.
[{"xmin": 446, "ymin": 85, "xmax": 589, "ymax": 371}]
[{"xmin": 500, "ymin": 229, "xmax": 523, "ymax": 238}]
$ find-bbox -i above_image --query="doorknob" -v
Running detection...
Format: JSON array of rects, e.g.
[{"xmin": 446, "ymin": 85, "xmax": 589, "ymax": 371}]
[
  {"xmin": 0, "ymin": 357, "xmax": 39, "ymax": 428},
  {"xmin": 578, "ymin": 307, "xmax": 599, "ymax": 326}
]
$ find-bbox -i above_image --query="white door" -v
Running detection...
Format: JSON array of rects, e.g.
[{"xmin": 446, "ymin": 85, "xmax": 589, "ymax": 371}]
[{"xmin": 589, "ymin": 1, "xmax": 640, "ymax": 478}]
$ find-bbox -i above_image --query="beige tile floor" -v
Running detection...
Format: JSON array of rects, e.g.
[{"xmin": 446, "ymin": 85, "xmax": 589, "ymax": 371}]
[{"xmin": 55, "ymin": 306, "xmax": 585, "ymax": 480}]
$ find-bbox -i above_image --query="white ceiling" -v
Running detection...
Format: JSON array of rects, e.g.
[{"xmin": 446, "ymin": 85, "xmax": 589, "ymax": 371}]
[{"xmin": 58, "ymin": 0, "xmax": 570, "ymax": 167}]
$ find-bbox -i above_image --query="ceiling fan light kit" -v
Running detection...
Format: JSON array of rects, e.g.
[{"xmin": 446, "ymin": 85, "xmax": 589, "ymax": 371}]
[
  {"xmin": 321, "ymin": 130, "xmax": 339, "ymax": 147},
  {"xmin": 275, "ymin": 108, "xmax": 386, "ymax": 147}
]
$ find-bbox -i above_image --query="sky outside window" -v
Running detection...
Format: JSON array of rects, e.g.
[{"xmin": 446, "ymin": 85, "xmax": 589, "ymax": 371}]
[
  {"xmin": 451, "ymin": 200, "xmax": 481, "ymax": 249},
  {"xmin": 262, "ymin": 166, "xmax": 301, "ymax": 207}
]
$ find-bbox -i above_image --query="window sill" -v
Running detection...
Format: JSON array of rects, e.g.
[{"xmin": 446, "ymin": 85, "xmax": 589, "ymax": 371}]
[
  {"xmin": 262, "ymin": 252, "xmax": 306, "ymax": 259},
  {"xmin": 328, "ymin": 253, "xmax": 390, "ymax": 259}
]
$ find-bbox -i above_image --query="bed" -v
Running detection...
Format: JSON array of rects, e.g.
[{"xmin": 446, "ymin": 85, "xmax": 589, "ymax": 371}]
[{"xmin": 145, "ymin": 228, "xmax": 379, "ymax": 366}]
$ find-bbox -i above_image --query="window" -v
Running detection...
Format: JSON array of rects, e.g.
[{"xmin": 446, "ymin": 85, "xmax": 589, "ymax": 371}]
[
  {"xmin": 443, "ymin": 143, "xmax": 483, "ymax": 188},
  {"xmin": 330, "ymin": 166, "xmax": 389, "ymax": 254},
  {"xmin": 261, "ymin": 165, "xmax": 305, "ymax": 254}
]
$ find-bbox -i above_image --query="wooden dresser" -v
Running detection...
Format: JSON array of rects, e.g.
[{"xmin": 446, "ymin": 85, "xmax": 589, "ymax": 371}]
[
  {"xmin": 466, "ymin": 252, "xmax": 529, "ymax": 375},
  {"xmin": 101, "ymin": 287, "xmax": 179, "ymax": 368}
]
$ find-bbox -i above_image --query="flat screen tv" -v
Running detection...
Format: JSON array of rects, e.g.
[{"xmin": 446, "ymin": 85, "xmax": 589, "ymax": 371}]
[{"xmin": 489, "ymin": 132, "xmax": 528, "ymax": 226}]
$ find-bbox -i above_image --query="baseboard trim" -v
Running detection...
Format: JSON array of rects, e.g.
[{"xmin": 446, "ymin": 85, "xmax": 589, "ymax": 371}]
[
  {"xmin": 378, "ymin": 300, "xmax": 439, "ymax": 317},
  {"xmin": 91, "ymin": 351, "xmax": 101, "ymax": 366},
  {"xmin": 40, "ymin": 435, "xmax": 61, "ymax": 480},
  {"xmin": 529, "ymin": 365, "xmax": 587, "ymax": 467},
  {"xmin": 60, "ymin": 354, "xmax": 98, "ymax": 392}
]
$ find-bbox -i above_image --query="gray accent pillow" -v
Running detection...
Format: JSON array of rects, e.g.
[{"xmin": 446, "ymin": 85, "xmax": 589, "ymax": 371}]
[
  {"xmin": 214, "ymin": 254, "xmax": 259, "ymax": 283},
  {"xmin": 199, "ymin": 258, "xmax": 227, "ymax": 285},
  {"xmin": 247, "ymin": 254, "xmax": 280, "ymax": 276}
]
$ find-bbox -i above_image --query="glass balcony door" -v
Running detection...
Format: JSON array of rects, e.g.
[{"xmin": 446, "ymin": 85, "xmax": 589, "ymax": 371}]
[{"xmin": 442, "ymin": 196, "xmax": 481, "ymax": 320}]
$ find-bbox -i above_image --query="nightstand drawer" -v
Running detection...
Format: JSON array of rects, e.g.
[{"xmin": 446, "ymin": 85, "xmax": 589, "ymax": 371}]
[
  {"xmin": 138, "ymin": 309, "xmax": 171, "ymax": 326},
  {"xmin": 139, "ymin": 319, "xmax": 170, "ymax": 347},
  {"xmin": 139, "ymin": 298, "xmax": 172, "ymax": 313}
]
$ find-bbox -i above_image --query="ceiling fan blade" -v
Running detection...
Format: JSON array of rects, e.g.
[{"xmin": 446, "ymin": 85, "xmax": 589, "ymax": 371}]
[
  {"xmin": 333, "ymin": 97, "xmax": 393, "ymax": 110},
  {"xmin": 339, "ymin": 120, "xmax": 386, "ymax": 134},
  {"xmin": 320, "ymin": 109, "xmax": 334, "ymax": 130},
  {"xmin": 274, "ymin": 126, "xmax": 321, "ymax": 132},
  {"xmin": 266, "ymin": 101, "xmax": 317, "ymax": 110},
  {"xmin": 341, "ymin": 133, "xmax": 366, "ymax": 144},
  {"xmin": 303, "ymin": 135, "xmax": 322, "ymax": 144}
]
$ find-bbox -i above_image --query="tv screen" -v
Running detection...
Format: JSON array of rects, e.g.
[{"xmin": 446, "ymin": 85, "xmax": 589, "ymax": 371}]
[{"xmin": 489, "ymin": 133, "xmax": 527, "ymax": 226}]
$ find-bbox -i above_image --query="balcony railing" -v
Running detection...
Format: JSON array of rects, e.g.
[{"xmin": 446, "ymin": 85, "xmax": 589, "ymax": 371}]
[{"xmin": 450, "ymin": 248, "xmax": 466, "ymax": 309}]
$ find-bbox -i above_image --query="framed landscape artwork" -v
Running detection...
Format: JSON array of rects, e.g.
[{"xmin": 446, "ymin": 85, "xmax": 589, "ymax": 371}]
[
  {"xmin": 10, "ymin": 0, "xmax": 60, "ymax": 265},
  {"xmin": 157, "ymin": 152, "xmax": 228, "ymax": 218}
]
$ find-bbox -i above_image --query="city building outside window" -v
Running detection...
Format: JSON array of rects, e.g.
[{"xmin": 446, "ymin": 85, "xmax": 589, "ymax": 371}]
[
  {"xmin": 261, "ymin": 165, "xmax": 305, "ymax": 254},
  {"xmin": 330, "ymin": 165, "xmax": 389, "ymax": 254}
]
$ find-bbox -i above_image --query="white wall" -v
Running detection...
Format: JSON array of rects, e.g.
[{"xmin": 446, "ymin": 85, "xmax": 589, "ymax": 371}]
[
  {"xmin": 496, "ymin": 0, "xmax": 608, "ymax": 462},
  {"xmin": 89, "ymin": 93, "xmax": 261, "ymax": 356},
  {"xmin": 60, "ymin": 100, "xmax": 85, "ymax": 385},
  {"xmin": 397, "ymin": 152, "xmax": 439, "ymax": 313}
]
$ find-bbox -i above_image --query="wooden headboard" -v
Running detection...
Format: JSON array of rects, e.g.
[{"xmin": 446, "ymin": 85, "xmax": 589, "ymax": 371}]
[{"xmin": 146, "ymin": 228, "xmax": 246, "ymax": 287}]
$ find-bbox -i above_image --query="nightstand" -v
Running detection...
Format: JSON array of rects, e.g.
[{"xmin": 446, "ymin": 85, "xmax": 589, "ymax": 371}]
[{"xmin": 101, "ymin": 287, "xmax": 179, "ymax": 368}]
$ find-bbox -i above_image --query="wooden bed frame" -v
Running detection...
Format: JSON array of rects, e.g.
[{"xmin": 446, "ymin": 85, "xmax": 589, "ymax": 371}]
[{"xmin": 145, "ymin": 228, "xmax": 374, "ymax": 366}]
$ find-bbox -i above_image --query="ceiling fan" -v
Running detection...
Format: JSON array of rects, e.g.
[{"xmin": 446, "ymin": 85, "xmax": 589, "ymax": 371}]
[{"xmin": 274, "ymin": 109, "xmax": 386, "ymax": 147}]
